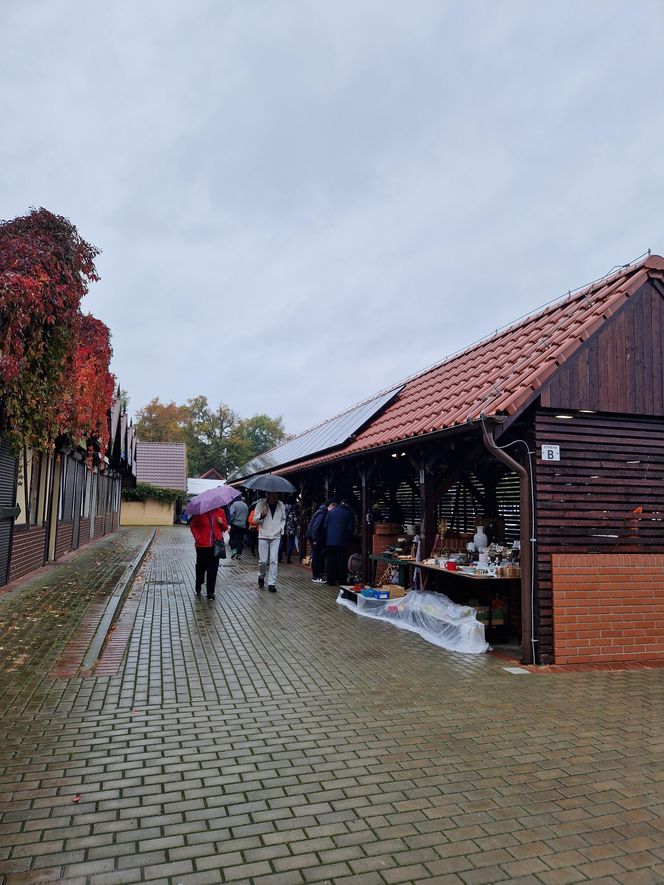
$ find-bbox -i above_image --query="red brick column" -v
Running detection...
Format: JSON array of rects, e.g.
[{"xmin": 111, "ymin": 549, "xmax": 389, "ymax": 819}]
[{"xmin": 552, "ymin": 553, "xmax": 664, "ymax": 664}]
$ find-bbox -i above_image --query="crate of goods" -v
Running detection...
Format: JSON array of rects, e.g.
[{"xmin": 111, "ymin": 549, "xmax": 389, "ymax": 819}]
[{"xmin": 471, "ymin": 598, "xmax": 505, "ymax": 626}]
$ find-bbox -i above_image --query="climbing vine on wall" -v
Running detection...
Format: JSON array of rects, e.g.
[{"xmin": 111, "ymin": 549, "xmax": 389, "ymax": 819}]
[
  {"xmin": 60, "ymin": 314, "xmax": 116, "ymax": 453},
  {"xmin": 0, "ymin": 208, "xmax": 114, "ymax": 452},
  {"xmin": 121, "ymin": 482, "xmax": 183, "ymax": 505}
]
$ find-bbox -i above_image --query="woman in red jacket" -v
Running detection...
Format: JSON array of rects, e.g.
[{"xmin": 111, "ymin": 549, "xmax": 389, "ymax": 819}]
[{"xmin": 189, "ymin": 508, "xmax": 228, "ymax": 599}]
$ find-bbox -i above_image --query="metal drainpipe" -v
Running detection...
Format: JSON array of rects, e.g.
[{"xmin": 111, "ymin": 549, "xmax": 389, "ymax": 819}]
[{"xmin": 481, "ymin": 419, "xmax": 534, "ymax": 665}]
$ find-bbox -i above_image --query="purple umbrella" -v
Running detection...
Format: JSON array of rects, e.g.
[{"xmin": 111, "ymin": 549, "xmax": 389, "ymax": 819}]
[{"xmin": 187, "ymin": 485, "xmax": 241, "ymax": 516}]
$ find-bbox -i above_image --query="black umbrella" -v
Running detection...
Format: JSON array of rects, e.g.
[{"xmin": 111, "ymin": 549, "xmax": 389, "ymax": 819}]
[{"xmin": 243, "ymin": 474, "xmax": 297, "ymax": 494}]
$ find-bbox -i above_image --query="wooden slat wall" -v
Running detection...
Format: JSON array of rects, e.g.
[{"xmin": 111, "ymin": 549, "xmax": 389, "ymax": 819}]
[
  {"xmin": 535, "ymin": 410, "xmax": 664, "ymax": 662},
  {"xmin": 542, "ymin": 281, "xmax": 664, "ymax": 416}
]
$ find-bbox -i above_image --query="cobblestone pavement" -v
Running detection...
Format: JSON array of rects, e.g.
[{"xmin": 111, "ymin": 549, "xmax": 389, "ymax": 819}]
[{"xmin": 1, "ymin": 527, "xmax": 663, "ymax": 885}]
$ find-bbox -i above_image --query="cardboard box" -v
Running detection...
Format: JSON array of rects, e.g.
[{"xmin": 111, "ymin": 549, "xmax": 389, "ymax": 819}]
[{"xmin": 361, "ymin": 588, "xmax": 390, "ymax": 600}]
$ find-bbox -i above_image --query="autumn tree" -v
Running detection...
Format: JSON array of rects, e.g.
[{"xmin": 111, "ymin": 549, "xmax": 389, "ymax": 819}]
[{"xmin": 134, "ymin": 397, "xmax": 190, "ymax": 443}]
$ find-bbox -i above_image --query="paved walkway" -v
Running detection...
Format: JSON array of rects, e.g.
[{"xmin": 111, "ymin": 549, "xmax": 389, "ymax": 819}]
[{"xmin": 0, "ymin": 527, "xmax": 663, "ymax": 885}]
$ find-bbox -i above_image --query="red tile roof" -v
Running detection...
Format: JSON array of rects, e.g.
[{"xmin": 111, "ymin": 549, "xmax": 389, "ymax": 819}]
[
  {"xmin": 199, "ymin": 468, "xmax": 224, "ymax": 480},
  {"xmin": 136, "ymin": 442, "xmax": 187, "ymax": 491},
  {"xmin": 280, "ymin": 255, "xmax": 664, "ymax": 474}
]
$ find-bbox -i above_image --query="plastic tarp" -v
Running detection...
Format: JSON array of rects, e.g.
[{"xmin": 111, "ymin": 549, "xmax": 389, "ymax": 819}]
[{"xmin": 337, "ymin": 590, "xmax": 489, "ymax": 654}]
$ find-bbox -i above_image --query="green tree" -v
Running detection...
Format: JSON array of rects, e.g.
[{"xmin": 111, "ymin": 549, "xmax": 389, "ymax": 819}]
[
  {"xmin": 133, "ymin": 394, "xmax": 289, "ymax": 478},
  {"xmin": 185, "ymin": 396, "xmax": 241, "ymax": 477},
  {"xmin": 233, "ymin": 414, "xmax": 288, "ymax": 461}
]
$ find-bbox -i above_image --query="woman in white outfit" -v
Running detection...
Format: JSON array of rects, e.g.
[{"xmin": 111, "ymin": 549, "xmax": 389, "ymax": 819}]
[{"xmin": 255, "ymin": 492, "xmax": 286, "ymax": 592}]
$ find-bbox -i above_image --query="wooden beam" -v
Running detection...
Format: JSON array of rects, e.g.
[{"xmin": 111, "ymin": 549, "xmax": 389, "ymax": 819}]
[{"xmin": 434, "ymin": 441, "xmax": 485, "ymax": 499}]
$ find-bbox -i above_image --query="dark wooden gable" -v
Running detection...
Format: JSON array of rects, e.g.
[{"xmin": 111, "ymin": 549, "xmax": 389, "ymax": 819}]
[{"xmin": 540, "ymin": 279, "xmax": 664, "ymax": 416}]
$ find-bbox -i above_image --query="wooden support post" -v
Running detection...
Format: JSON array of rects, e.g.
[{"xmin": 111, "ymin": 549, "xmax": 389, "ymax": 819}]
[
  {"xmin": 419, "ymin": 458, "xmax": 436, "ymax": 559},
  {"xmin": 298, "ymin": 478, "xmax": 306, "ymax": 562},
  {"xmin": 359, "ymin": 460, "xmax": 374, "ymax": 584}
]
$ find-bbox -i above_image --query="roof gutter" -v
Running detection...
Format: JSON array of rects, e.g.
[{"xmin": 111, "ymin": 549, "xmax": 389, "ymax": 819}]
[{"xmin": 481, "ymin": 415, "xmax": 535, "ymax": 665}]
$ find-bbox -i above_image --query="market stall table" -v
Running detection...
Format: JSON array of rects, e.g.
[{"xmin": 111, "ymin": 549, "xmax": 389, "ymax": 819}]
[{"xmin": 368, "ymin": 553, "xmax": 519, "ymax": 639}]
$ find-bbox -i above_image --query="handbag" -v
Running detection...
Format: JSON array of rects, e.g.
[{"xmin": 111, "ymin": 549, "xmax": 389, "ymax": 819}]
[{"xmin": 209, "ymin": 511, "xmax": 226, "ymax": 558}]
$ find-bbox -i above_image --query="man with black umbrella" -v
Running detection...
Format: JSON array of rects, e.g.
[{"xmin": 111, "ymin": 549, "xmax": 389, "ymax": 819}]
[{"xmin": 254, "ymin": 491, "xmax": 286, "ymax": 592}]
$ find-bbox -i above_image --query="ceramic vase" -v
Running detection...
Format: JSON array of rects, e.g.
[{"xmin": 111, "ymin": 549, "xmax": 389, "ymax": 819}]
[{"xmin": 473, "ymin": 525, "xmax": 488, "ymax": 550}]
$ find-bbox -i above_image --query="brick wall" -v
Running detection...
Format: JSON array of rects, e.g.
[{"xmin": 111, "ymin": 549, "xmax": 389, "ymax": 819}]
[
  {"xmin": 79, "ymin": 518, "xmax": 90, "ymax": 546},
  {"xmin": 94, "ymin": 516, "xmax": 104, "ymax": 540},
  {"xmin": 9, "ymin": 526, "xmax": 47, "ymax": 582},
  {"xmin": 371, "ymin": 525, "xmax": 402, "ymax": 582},
  {"xmin": 552, "ymin": 553, "xmax": 664, "ymax": 664},
  {"xmin": 55, "ymin": 522, "xmax": 73, "ymax": 560}
]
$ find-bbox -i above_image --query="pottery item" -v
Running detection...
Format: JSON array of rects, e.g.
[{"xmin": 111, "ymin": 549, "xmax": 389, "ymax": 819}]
[{"xmin": 473, "ymin": 526, "xmax": 488, "ymax": 550}]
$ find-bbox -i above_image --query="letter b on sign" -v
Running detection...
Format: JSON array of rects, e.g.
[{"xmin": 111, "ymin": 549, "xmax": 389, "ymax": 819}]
[{"xmin": 541, "ymin": 444, "xmax": 560, "ymax": 461}]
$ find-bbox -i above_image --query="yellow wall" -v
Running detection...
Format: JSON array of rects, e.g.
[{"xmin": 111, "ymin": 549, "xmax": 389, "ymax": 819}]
[{"xmin": 120, "ymin": 500, "xmax": 174, "ymax": 526}]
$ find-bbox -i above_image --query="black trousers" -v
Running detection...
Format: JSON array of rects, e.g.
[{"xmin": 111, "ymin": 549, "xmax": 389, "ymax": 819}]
[
  {"xmin": 326, "ymin": 545, "xmax": 348, "ymax": 586},
  {"xmin": 311, "ymin": 542, "xmax": 324, "ymax": 579},
  {"xmin": 195, "ymin": 546, "xmax": 219, "ymax": 595},
  {"xmin": 230, "ymin": 524, "xmax": 245, "ymax": 556}
]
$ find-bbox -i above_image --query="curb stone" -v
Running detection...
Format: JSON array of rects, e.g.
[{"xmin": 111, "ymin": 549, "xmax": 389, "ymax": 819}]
[{"xmin": 79, "ymin": 528, "xmax": 157, "ymax": 673}]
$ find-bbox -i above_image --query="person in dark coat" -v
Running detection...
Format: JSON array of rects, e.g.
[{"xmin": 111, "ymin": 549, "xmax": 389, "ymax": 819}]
[
  {"xmin": 306, "ymin": 501, "xmax": 328, "ymax": 583},
  {"xmin": 324, "ymin": 499, "xmax": 355, "ymax": 586}
]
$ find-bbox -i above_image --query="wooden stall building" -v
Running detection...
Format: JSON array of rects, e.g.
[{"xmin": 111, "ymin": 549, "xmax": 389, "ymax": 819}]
[{"xmin": 230, "ymin": 255, "xmax": 664, "ymax": 666}]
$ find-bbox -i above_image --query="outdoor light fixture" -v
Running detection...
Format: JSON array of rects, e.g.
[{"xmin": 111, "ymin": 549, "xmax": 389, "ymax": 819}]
[
  {"xmin": 554, "ymin": 414, "xmax": 574, "ymax": 419},
  {"xmin": 578, "ymin": 409, "xmax": 596, "ymax": 413}
]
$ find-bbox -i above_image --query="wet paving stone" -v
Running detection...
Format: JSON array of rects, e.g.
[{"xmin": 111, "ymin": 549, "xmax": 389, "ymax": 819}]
[{"xmin": 0, "ymin": 527, "xmax": 663, "ymax": 883}]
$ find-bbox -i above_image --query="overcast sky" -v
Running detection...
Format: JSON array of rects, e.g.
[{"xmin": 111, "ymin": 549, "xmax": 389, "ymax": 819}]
[{"xmin": 2, "ymin": 0, "xmax": 664, "ymax": 435}]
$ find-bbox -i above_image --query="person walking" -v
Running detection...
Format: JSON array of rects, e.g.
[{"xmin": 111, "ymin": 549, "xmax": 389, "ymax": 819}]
[
  {"xmin": 254, "ymin": 492, "xmax": 286, "ymax": 592},
  {"xmin": 324, "ymin": 498, "xmax": 355, "ymax": 587},
  {"xmin": 246, "ymin": 502, "xmax": 259, "ymax": 556},
  {"xmin": 229, "ymin": 495, "xmax": 249, "ymax": 560},
  {"xmin": 189, "ymin": 507, "xmax": 229, "ymax": 600},
  {"xmin": 279, "ymin": 500, "xmax": 300, "ymax": 563},
  {"xmin": 306, "ymin": 500, "xmax": 328, "ymax": 583}
]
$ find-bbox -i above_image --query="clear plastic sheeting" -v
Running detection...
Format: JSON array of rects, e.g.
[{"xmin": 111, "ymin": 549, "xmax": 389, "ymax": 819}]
[{"xmin": 337, "ymin": 590, "xmax": 489, "ymax": 654}]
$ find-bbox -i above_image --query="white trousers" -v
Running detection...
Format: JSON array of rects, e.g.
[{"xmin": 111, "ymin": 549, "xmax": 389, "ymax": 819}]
[{"xmin": 258, "ymin": 537, "xmax": 280, "ymax": 586}]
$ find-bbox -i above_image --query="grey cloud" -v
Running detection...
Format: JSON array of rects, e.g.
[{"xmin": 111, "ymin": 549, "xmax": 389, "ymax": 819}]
[{"xmin": 2, "ymin": 0, "xmax": 664, "ymax": 434}]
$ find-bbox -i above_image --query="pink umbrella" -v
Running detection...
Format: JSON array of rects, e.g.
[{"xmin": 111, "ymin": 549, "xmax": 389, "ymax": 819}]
[{"xmin": 187, "ymin": 485, "xmax": 241, "ymax": 516}]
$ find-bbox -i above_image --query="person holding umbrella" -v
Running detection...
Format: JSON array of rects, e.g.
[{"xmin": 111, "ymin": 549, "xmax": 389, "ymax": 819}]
[
  {"xmin": 242, "ymin": 474, "xmax": 296, "ymax": 592},
  {"xmin": 187, "ymin": 485, "xmax": 240, "ymax": 600},
  {"xmin": 254, "ymin": 492, "xmax": 286, "ymax": 591}
]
